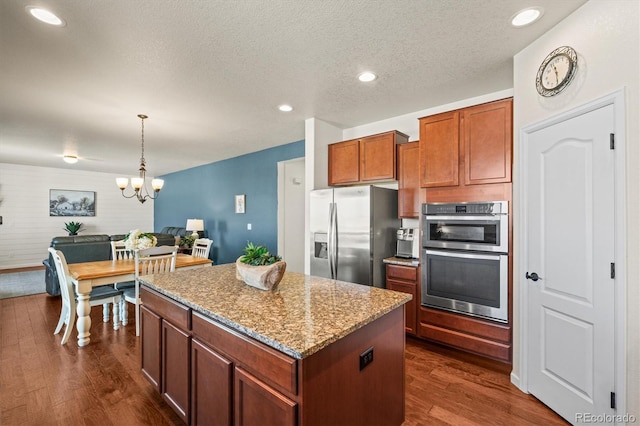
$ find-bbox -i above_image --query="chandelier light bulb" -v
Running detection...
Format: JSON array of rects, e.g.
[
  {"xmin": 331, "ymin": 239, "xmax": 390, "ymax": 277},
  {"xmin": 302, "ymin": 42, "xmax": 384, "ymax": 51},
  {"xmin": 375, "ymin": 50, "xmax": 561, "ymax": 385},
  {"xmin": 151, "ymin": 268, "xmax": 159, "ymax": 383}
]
[
  {"xmin": 116, "ymin": 177, "xmax": 129, "ymax": 190},
  {"xmin": 151, "ymin": 179, "xmax": 165, "ymax": 191}
]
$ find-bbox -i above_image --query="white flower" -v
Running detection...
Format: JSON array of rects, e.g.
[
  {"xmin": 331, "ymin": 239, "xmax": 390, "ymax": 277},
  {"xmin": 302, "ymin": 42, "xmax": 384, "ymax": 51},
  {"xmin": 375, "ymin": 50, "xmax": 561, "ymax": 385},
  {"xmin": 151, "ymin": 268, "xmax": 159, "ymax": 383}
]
[{"xmin": 124, "ymin": 229, "xmax": 157, "ymax": 250}]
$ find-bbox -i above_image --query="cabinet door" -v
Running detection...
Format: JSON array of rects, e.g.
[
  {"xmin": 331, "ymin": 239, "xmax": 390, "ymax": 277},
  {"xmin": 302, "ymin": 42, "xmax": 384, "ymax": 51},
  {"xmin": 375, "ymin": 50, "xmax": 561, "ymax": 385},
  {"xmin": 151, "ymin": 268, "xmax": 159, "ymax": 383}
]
[
  {"xmin": 328, "ymin": 139, "xmax": 360, "ymax": 185},
  {"xmin": 141, "ymin": 304, "xmax": 162, "ymax": 392},
  {"xmin": 397, "ymin": 141, "xmax": 420, "ymax": 218},
  {"xmin": 235, "ymin": 367, "xmax": 297, "ymax": 426},
  {"xmin": 420, "ymin": 111, "xmax": 459, "ymax": 187},
  {"xmin": 386, "ymin": 264, "xmax": 418, "ymax": 335},
  {"xmin": 360, "ymin": 133, "xmax": 396, "ymax": 181},
  {"xmin": 462, "ymin": 99, "xmax": 512, "ymax": 185},
  {"xmin": 192, "ymin": 339, "xmax": 233, "ymax": 426},
  {"xmin": 162, "ymin": 320, "xmax": 191, "ymax": 424}
]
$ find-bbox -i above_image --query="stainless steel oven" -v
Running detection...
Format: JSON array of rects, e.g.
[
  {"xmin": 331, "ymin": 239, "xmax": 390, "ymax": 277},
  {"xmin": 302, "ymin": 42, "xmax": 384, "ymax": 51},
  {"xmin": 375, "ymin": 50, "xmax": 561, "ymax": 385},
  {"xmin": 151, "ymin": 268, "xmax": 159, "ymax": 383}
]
[{"xmin": 421, "ymin": 201, "xmax": 509, "ymax": 323}]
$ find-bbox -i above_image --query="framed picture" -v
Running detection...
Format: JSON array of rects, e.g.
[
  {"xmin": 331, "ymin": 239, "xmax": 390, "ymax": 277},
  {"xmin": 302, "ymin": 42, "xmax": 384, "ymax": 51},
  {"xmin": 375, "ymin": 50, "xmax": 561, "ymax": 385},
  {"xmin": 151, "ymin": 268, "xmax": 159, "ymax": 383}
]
[
  {"xmin": 49, "ymin": 189, "xmax": 96, "ymax": 217},
  {"xmin": 235, "ymin": 194, "xmax": 246, "ymax": 214}
]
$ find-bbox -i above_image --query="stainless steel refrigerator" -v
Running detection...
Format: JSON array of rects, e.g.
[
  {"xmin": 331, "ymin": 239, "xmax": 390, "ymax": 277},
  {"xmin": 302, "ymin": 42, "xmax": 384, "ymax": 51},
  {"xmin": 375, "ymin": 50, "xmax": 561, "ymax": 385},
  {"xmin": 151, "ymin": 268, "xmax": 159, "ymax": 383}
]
[{"xmin": 310, "ymin": 185, "xmax": 399, "ymax": 287}]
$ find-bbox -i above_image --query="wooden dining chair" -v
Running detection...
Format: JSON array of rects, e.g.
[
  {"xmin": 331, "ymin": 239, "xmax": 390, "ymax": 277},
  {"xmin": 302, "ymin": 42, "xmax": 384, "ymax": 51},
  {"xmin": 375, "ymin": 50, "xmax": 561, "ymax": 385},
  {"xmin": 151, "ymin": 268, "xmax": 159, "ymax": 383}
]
[
  {"xmin": 48, "ymin": 248, "xmax": 122, "ymax": 345},
  {"xmin": 122, "ymin": 245, "xmax": 177, "ymax": 336},
  {"xmin": 191, "ymin": 238, "xmax": 213, "ymax": 259},
  {"xmin": 110, "ymin": 240, "xmax": 135, "ymax": 291}
]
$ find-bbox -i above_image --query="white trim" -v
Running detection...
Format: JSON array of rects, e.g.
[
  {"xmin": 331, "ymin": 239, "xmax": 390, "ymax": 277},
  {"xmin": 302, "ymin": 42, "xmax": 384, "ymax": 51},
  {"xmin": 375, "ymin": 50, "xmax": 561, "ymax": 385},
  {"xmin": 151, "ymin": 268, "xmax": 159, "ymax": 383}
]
[
  {"xmin": 517, "ymin": 88, "xmax": 627, "ymax": 415},
  {"xmin": 277, "ymin": 161, "xmax": 285, "ymax": 257}
]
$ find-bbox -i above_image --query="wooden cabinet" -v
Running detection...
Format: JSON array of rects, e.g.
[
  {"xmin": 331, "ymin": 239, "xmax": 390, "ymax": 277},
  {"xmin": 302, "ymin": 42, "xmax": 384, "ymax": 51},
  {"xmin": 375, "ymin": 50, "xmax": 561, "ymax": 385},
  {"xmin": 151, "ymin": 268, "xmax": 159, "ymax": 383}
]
[
  {"xmin": 141, "ymin": 288, "xmax": 192, "ymax": 424},
  {"xmin": 397, "ymin": 141, "xmax": 420, "ymax": 218},
  {"xmin": 191, "ymin": 338, "xmax": 233, "ymax": 426},
  {"xmin": 328, "ymin": 130, "xmax": 409, "ymax": 186},
  {"xmin": 141, "ymin": 285, "xmax": 405, "ymax": 426},
  {"xmin": 328, "ymin": 139, "xmax": 360, "ymax": 185},
  {"xmin": 162, "ymin": 320, "xmax": 191, "ymax": 423},
  {"xmin": 386, "ymin": 264, "xmax": 419, "ymax": 335},
  {"xmin": 418, "ymin": 306, "xmax": 512, "ymax": 363},
  {"xmin": 419, "ymin": 98, "xmax": 512, "ymax": 190},
  {"xmin": 235, "ymin": 368, "xmax": 297, "ymax": 426},
  {"xmin": 141, "ymin": 305, "xmax": 162, "ymax": 391}
]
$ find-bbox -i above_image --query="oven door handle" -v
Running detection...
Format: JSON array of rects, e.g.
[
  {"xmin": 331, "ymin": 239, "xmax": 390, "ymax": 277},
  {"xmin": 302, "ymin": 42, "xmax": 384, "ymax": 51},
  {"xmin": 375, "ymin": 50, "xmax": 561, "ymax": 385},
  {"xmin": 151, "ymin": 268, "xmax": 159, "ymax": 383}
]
[
  {"xmin": 424, "ymin": 215, "xmax": 503, "ymax": 221},
  {"xmin": 425, "ymin": 249, "xmax": 505, "ymax": 260}
]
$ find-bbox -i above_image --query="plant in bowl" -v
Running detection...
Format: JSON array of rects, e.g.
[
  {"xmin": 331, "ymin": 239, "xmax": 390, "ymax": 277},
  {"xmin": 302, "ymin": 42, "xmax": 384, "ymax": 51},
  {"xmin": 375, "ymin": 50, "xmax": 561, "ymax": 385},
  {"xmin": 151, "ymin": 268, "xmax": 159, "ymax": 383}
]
[
  {"xmin": 236, "ymin": 242, "xmax": 286, "ymax": 291},
  {"xmin": 64, "ymin": 221, "xmax": 84, "ymax": 236}
]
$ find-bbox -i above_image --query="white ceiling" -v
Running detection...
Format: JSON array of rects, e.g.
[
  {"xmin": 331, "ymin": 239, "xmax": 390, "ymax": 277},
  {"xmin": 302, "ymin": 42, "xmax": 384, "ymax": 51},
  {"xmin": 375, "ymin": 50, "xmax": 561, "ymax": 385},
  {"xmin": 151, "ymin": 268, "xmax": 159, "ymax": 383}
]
[{"xmin": 0, "ymin": 0, "xmax": 587, "ymax": 176}]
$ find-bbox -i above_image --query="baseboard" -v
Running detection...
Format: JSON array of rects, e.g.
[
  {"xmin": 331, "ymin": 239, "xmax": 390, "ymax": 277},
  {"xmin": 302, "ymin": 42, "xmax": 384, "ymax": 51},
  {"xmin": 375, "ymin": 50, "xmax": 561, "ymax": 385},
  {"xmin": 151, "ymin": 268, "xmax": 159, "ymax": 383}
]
[
  {"xmin": 0, "ymin": 265, "xmax": 45, "ymax": 274},
  {"xmin": 510, "ymin": 371, "xmax": 527, "ymax": 393}
]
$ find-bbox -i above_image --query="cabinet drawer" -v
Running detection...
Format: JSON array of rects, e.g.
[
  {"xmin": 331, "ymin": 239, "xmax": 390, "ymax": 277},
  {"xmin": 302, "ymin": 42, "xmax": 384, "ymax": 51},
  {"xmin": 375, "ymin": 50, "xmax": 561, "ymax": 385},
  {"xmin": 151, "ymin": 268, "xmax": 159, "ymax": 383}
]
[
  {"xmin": 386, "ymin": 264, "xmax": 417, "ymax": 281},
  {"xmin": 192, "ymin": 312, "xmax": 297, "ymax": 396},
  {"xmin": 141, "ymin": 286, "xmax": 191, "ymax": 331}
]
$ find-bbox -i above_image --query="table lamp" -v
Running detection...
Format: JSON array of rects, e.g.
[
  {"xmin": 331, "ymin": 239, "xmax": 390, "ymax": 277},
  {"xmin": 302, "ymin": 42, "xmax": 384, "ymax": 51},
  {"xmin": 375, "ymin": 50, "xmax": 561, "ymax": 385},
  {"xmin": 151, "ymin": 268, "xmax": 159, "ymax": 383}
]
[{"xmin": 186, "ymin": 219, "xmax": 204, "ymax": 237}]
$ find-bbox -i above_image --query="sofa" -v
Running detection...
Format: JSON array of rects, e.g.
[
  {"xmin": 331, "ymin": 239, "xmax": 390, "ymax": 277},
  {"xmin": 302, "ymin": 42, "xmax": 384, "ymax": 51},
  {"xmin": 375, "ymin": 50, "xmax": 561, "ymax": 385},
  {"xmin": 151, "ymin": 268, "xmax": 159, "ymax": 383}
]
[
  {"xmin": 160, "ymin": 226, "xmax": 205, "ymax": 241},
  {"xmin": 43, "ymin": 233, "xmax": 177, "ymax": 296}
]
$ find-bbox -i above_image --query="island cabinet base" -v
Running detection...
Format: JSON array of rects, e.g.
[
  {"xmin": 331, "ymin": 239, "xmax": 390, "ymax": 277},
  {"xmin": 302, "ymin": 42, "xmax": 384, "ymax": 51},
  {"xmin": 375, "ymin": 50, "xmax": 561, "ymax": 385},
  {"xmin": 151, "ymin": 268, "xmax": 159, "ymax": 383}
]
[{"xmin": 141, "ymin": 286, "xmax": 406, "ymax": 426}]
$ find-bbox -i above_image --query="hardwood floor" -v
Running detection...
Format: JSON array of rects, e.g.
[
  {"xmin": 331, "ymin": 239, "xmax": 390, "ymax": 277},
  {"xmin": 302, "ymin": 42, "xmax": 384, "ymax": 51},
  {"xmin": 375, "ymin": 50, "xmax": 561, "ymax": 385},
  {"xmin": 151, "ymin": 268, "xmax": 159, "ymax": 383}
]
[{"xmin": 0, "ymin": 294, "xmax": 567, "ymax": 425}]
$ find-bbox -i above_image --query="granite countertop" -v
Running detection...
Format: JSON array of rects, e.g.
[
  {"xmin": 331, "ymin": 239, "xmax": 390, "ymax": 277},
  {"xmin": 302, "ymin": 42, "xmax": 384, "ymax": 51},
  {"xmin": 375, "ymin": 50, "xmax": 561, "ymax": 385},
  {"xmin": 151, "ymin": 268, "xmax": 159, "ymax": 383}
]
[
  {"xmin": 140, "ymin": 263, "xmax": 411, "ymax": 360},
  {"xmin": 383, "ymin": 256, "xmax": 420, "ymax": 267}
]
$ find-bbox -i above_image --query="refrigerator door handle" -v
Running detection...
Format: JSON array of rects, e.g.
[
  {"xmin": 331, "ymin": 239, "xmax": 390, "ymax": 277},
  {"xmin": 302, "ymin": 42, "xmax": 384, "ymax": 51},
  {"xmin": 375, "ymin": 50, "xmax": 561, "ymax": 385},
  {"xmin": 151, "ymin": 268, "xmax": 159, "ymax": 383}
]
[
  {"xmin": 329, "ymin": 202, "xmax": 338, "ymax": 279},
  {"xmin": 328, "ymin": 202, "xmax": 335, "ymax": 279}
]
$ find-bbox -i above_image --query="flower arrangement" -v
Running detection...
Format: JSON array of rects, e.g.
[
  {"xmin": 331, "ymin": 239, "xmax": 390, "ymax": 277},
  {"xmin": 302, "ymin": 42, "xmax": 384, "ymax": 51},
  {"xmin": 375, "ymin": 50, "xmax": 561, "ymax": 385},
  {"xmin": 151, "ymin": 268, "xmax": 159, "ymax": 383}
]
[{"xmin": 123, "ymin": 229, "xmax": 157, "ymax": 250}]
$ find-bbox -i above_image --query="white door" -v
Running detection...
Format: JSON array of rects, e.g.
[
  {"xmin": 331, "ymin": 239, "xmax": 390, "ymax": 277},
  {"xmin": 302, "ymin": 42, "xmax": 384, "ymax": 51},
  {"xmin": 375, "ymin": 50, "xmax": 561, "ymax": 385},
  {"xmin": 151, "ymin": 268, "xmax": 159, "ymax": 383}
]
[
  {"xmin": 525, "ymin": 104, "xmax": 615, "ymax": 422},
  {"xmin": 277, "ymin": 158, "xmax": 305, "ymax": 273}
]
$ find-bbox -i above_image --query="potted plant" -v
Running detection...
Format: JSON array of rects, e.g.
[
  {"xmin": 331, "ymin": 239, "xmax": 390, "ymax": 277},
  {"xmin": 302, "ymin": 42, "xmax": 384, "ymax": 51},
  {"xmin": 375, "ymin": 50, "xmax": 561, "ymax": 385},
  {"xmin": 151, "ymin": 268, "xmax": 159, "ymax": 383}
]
[
  {"xmin": 235, "ymin": 242, "xmax": 286, "ymax": 291},
  {"xmin": 63, "ymin": 221, "xmax": 84, "ymax": 236},
  {"xmin": 179, "ymin": 234, "xmax": 196, "ymax": 249}
]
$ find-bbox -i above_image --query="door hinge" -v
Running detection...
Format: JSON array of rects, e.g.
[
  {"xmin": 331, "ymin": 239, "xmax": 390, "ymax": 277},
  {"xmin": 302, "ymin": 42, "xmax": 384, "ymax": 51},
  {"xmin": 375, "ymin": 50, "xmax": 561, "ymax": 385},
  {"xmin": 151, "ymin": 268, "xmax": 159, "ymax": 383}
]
[
  {"xmin": 611, "ymin": 392, "xmax": 616, "ymax": 409},
  {"xmin": 611, "ymin": 263, "xmax": 616, "ymax": 279},
  {"xmin": 610, "ymin": 133, "xmax": 615, "ymax": 150}
]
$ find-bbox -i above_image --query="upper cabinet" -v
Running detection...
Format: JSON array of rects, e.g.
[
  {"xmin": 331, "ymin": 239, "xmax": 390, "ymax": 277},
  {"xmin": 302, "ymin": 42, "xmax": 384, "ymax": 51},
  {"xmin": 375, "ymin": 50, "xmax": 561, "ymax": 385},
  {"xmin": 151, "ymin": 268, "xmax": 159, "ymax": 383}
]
[
  {"xmin": 328, "ymin": 130, "xmax": 409, "ymax": 186},
  {"xmin": 397, "ymin": 141, "xmax": 420, "ymax": 218},
  {"xmin": 419, "ymin": 98, "xmax": 512, "ymax": 189}
]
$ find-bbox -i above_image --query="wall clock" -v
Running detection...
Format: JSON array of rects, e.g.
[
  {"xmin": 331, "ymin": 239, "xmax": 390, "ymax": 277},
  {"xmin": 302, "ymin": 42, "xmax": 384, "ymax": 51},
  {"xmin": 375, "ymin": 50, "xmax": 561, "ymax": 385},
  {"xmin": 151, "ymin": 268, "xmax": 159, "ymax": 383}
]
[{"xmin": 535, "ymin": 46, "xmax": 578, "ymax": 97}]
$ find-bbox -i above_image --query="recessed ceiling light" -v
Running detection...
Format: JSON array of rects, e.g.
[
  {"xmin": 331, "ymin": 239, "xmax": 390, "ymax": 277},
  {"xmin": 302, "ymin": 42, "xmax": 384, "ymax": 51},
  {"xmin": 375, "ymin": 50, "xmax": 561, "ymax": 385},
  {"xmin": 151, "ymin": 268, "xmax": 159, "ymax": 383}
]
[
  {"xmin": 511, "ymin": 7, "xmax": 543, "ymax": 27},
  {"xmin": 63, "ymin": 155, "xmax": 78, "ymax": 164},
  {"xmin": 278, "ymin": 104, "xmax": 293, "ymax": 112},
  {"xmin": 26, "ymin": 6, "xmax": 66, "ymax": 26},
  {"xmin": 358, "ymin": 72, "xmax": 377, "ymax": 82}
]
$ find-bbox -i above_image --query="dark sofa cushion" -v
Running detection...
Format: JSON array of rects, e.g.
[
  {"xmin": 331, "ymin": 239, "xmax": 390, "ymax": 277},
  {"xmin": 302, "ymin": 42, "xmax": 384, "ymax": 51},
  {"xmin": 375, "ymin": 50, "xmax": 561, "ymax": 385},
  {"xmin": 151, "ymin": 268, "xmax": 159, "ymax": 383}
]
[{"xmin": 161, "ymin": 226, "xmax": 204, "ymax": 238}]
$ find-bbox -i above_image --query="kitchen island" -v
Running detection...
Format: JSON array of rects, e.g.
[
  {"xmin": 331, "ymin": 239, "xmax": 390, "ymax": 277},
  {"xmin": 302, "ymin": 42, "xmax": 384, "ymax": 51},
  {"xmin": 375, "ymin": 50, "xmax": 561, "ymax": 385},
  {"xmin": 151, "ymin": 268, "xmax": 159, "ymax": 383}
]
[{"xmin": 139, "ymin": 263, "xmax": 411, "ymax": 426}]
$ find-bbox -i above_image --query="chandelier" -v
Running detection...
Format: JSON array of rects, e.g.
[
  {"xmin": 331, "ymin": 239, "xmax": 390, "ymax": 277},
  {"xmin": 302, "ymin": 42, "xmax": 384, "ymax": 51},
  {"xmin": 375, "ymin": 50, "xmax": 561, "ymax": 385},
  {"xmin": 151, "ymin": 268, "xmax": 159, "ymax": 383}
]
[{"xmin": 115, "ymin": 114, "xmax": 164, "ymax": 203}]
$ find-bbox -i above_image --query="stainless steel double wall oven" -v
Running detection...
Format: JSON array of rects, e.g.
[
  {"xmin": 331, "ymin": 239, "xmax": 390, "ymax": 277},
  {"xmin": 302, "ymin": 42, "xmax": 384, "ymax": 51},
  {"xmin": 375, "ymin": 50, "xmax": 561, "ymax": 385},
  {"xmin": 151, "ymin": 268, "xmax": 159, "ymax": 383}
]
[{"xmin": 421, "ymin": 201, "xmax": 509, "ymax": 323}]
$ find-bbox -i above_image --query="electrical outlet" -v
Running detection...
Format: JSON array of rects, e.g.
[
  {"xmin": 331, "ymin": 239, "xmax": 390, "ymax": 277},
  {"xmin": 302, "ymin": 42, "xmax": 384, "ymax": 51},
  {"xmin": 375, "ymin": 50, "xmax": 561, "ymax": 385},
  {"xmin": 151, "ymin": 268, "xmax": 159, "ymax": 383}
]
[
  {"xmin": 359, "ymin": 347, "xmax": 374, "ymax": 371},
  {"xmin": 247, "ymin": 223, "xmax": 252, "ymax": 230}
]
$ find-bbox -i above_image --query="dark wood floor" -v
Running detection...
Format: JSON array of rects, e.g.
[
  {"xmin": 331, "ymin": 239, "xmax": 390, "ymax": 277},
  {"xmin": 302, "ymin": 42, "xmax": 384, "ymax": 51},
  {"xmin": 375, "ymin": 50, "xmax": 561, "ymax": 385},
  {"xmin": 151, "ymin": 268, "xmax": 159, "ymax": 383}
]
[{"xmin": 0, "ymin": 293, "xmax": 567, "ymax": 425}]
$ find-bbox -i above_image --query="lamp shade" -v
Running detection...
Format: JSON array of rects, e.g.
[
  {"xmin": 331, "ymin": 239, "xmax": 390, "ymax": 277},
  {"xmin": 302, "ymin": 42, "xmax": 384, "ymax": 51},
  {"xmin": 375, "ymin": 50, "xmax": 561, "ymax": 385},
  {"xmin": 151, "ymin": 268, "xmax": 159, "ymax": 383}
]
[{"xmin": 186, "ymin": 219, "xmax": 204, "ymax": 236}]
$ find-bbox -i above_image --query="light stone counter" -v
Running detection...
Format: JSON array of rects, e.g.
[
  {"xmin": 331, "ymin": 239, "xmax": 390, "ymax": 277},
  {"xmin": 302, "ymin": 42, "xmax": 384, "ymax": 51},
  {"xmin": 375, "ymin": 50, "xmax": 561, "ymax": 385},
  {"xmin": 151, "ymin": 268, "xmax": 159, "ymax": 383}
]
[{"xmin": 140, "ymin": 263, "xmax": 411, "ymax": 359}]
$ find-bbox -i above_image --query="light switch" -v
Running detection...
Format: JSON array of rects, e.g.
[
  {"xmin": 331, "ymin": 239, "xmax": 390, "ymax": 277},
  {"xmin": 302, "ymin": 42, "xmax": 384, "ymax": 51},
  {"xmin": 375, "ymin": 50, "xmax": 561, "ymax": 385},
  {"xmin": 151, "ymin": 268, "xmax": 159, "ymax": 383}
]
[{"xmin": 247, "ymin": 223, "xmax": 252, "ymax": 230}]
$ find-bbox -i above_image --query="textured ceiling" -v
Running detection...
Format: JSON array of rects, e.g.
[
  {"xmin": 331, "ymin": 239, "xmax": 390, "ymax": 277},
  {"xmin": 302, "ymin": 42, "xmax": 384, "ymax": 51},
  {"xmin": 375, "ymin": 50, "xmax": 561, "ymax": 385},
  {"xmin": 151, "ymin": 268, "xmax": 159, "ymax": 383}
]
[{"xmin": 0, "ymin": 0, "xmax": 587, "ymax": 176}]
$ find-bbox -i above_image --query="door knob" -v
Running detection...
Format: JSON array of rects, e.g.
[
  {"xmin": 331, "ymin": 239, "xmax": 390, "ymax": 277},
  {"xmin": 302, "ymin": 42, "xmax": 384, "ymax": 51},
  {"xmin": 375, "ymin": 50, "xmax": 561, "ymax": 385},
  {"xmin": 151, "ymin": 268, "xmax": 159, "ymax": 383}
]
[{"xmin": 525, "ymin": 272, "xmax": 540, "ymax": 281}]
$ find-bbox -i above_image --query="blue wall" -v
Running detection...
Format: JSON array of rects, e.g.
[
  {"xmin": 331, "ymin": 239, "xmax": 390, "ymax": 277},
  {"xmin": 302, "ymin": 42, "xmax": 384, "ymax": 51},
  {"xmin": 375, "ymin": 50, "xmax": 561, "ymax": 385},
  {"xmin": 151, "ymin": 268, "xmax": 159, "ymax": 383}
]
[{"xmin": 154, "ymin": 140, "xmax": 305, "ymax": 265}]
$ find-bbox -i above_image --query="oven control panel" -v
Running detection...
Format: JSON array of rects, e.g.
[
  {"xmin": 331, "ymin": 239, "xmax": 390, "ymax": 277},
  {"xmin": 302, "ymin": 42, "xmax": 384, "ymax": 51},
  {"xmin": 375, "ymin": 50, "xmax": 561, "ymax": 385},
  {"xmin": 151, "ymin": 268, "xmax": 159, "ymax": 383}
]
[{"xmin": 424, "ymin": 201, "xmax": 507, "ymax": 215}]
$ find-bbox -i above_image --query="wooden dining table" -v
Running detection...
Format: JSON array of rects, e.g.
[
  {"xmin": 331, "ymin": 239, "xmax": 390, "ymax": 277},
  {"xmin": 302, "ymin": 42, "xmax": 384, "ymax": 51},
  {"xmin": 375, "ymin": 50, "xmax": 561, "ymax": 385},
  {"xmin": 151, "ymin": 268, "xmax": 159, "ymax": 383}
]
[{"xmin": 67, "ymin": 254, "xmax": 212, "ymax": 347}]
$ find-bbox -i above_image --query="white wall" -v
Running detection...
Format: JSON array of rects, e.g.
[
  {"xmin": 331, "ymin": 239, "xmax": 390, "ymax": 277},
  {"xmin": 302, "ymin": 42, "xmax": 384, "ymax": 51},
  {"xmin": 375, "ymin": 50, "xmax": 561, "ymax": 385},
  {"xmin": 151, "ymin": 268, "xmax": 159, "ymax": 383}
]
[
  {"xmin": 0, "ymin": 163, "xmax": 154, "ymax": 269},
  {"xmin": 512, "ymin": 0, "xmax": 639, "ymax": 416}
]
